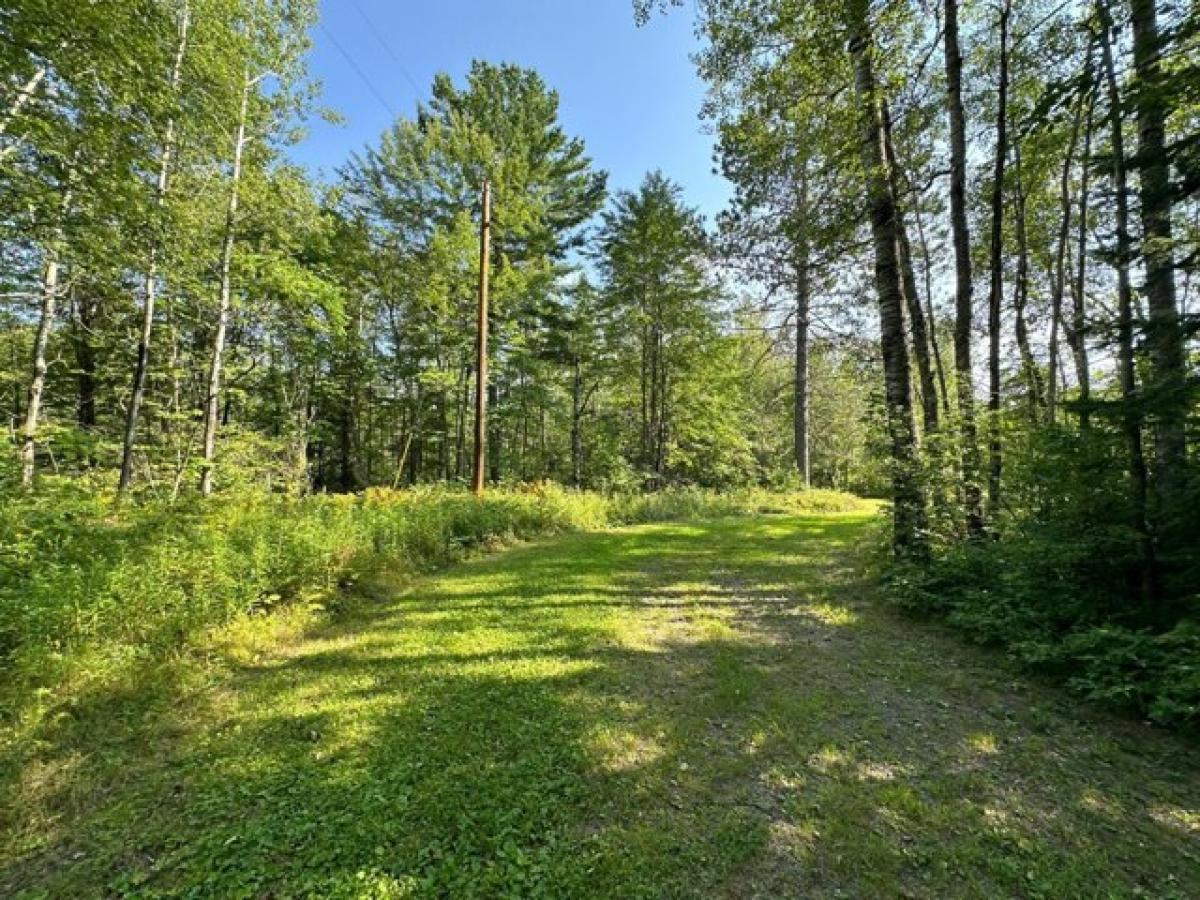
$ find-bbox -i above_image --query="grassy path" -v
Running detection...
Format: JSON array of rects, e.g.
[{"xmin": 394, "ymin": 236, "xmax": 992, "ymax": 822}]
[{"xmin": 4, "ymin": 509, "xmax": 1200, "ymax": 897}]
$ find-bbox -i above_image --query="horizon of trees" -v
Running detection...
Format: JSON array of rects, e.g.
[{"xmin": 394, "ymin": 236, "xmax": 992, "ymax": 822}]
[
  {"xmin": 3, "ymin": 0, "xmax": 1197, "ymax": 564},
  {"xmin": 0, "ymin": 1, "xmax": 889, "ymax": 504}
]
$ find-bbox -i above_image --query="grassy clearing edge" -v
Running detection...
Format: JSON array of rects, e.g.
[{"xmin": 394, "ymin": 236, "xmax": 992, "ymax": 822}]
[{"xmin": 0, "ymin": 484, "xmax": 867, "ymax": 738}]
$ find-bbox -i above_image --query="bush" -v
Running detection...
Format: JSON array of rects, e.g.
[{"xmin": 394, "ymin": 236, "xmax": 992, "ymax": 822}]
[
  {"xmin": 889, "ymin": 542, "xmax": 1200, "ymax": 731},
  {"xmin": 886, "ymin": 419, "xmax": 1200, "ymax": 732}
]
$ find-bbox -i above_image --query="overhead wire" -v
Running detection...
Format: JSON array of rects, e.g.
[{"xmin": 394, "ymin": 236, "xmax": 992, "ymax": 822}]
[
  {"xmin": 345, "ymin": 0, "xmax": 425, "ymax": 102},
  {"xmin": 316, "ymin": 19, "xmax": 397, "ymax": 119}
]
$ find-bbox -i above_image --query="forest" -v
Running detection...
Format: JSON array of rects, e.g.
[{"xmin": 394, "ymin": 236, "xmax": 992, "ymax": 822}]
[{"xmin": 1, "ymin": 0, "xmax": 1199, "ymax": 896}]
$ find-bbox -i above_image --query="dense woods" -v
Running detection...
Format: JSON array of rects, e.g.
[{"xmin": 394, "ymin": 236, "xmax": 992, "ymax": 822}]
[
  {"xmin": 637, "ymin": 0, "xmax": 1200, "ymax": 726},
  {"xmin": 1, "ymin": 0, "xmax": 1197, "ymax": 729}
]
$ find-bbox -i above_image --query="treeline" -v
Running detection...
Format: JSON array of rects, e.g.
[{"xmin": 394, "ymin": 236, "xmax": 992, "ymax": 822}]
[
  {"xmin": 638, "ymin": 0, "xmax": 1198, "ymax": 725},
  {"xmin": 1, "ymin": 1, "xmax": 889, "ymax": 499}
]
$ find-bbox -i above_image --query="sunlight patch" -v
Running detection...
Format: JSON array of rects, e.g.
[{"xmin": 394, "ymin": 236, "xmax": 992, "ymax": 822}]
[
  {"xmin": 589, "ymin": 727, "xmax": 665, "ymax": 772},
  {"xmin": 697, "ymin": 616, "xmax": 737, "ymax": 642},
  {"xmin": 856, "ymin": 761, "xmax": 901, "ymax": 782},
  {"xmin": 965, "ymin": 732, "xmax": 1000, "ymax": 756},
  {"xmin": 982, "ymin": 803, "xmax": 1011, "ymax": 827},
  {"xmin": 768, "ymin": 818, "xmax": 819, "ymax": 855},
  {"xmin": 1150, "ymin": 804, "xmax": 1200, "ymax": 835},
  {"xmin": 792, "ymin": 602, "xmax": 859, "ymax": 627},
  {"xmin": 459, "ymin": 657, "xmax": 600, "ymax": 682},
  {"xmin": 806, "ymin": 745, "xmax": 847, "ymax": 773},
  {"xmin": 1079, "ymin": 788, "xmax": 1124, "ymax": 819}
]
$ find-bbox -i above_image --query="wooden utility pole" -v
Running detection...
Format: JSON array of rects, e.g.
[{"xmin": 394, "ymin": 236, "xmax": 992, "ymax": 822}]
[{"xmin": 472, "ymin": 180, "xmax": 491, "ymax": 496}]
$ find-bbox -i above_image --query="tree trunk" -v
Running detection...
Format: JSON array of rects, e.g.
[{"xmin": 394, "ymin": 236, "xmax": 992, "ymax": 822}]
[
  {"xmin": 487, "ymin": 380, "xmax": 501, "ymax": 484},
  {"xmin": 19, "ymin": 250, "xmax": 60, "ymax": 488},
  {"xmin": 639, "ymin": 320, "xmax": 649, "ymax": 466},
  {"xmin": 571, "ymin": 355, "xmax": 584, "ymax": 487},
  {"xmin": 338, "ymin": 398, "xmax": 358, "ymax": 492},
  {"xmin": 647, "ymin": 321, "xmax": 662, "ymax": 486},
  {"xmin": 1012, "ymin": 141, "xmax": 1043, "ymax": 415},
  {"xmin": 883, "ymin": 104, "xmax": 940, "ymax": 434},
  {"xmin": 1047, "ymin": 75, "xmax": 1086, "ymax": 426},
  {"xmin": 849, "ymin": 0, "xmax": 927, "ymax": 558},
  {"xmin": 1099, "ymin": 7, "xmax": 1155, "ymax": 601},
  {"xmin": 913, "ymin": 205, "xmax": 952, "ymax": 416},
  {"xmin": 120, "ymin": 1, "xmax": 190, "ymax": 494},
  {"xmin": 794, "ymin": 255, "xmax": 811, "ymax": 487},
  {"xmin": 1070, "ymin": 87, "xmax": 1096, "ymax": 429},
  {"xmin": 656, "ymin": 357, "xmax": 669, "ymax": 483},
  {"xmin": 71, "ymin": 291, "xmax": 97, "ymax": 430},
  {"xmin": 200, "ymin": 71, "xmax": 250, "ymax": 497},
  {"xmin": 1130, "ymin": 0, "xmax": 1186, "ymax": 512},
  {"xmin": 945, "ymin": 0, "xmax": 984, "ymax": 535},
  {"xmin": 985, "ymin": 0, "xmax": 1011, "ymax": 519},
  {"xmin": 0, "ymin": 65, "xmax": 46, "ymax": 158},
  {"xmin": 456, "ymin": 364, "xmax": 468, "ymax": 479}
]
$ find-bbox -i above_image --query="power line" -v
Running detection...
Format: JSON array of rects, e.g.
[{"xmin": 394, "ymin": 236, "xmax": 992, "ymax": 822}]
[
  {"xmin": 317, "ymin": 20, "xmax": 397, "ymax": 119},
  {"xmin": 346, "ymin": 0, "xmax": 424, "ymax": 101}
]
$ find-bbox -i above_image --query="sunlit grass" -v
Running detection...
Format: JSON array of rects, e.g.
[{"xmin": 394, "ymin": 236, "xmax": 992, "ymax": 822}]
[{"xmin": 3, "ymin": 508, "xmax": 1199, "ymax": 897}]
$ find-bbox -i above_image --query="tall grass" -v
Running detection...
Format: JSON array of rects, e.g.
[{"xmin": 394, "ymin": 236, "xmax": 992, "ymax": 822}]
[{"xmin": 0, "ymin": 481, "xmax": 863, "ymax": 726}]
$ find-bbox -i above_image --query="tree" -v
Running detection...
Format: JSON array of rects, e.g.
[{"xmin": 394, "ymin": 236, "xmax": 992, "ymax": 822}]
[
  {"xmin": 846, "ymin": 0, "xmax": 927, "ymax": 556},
  {"xmin": 945, "ymin": 0, "xmax": 985, "ymax": 536},
  {"xmin": 1129, "ymin": 0, "xmax": 1186, "ymax": 515},
  {"xmin": 594, "ymin": 172, "xmax": 731, "ymax": 488},
  {"xmin": 200, "ymin": 0, "xmax": 317, "ymax": 496},
  {"xmin": 985, "ymin": 0, "xmax": 1012, "ymax": 515},
  {"xmin": 119, "ymin": 0, "xmax": 192, "ymax": 494}
]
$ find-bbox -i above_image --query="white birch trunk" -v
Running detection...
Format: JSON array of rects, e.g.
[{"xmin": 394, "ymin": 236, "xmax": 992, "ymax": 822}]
[{"xmin": 199, "ymin": 71, "xmax": 251, "ymax": 496}]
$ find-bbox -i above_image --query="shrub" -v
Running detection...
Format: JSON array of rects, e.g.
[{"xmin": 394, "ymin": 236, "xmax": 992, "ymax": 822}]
[{"xmin": 888, "ymin": 544, "xmax": 1200, "ymax": 730}]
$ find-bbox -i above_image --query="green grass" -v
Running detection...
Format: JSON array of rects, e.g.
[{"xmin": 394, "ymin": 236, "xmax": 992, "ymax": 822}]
[{"xmin": 3, "ymin": 508, "xmax": 1199, "ymax": 897}]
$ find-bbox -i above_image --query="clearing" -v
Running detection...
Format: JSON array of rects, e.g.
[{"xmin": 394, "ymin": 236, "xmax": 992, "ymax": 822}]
[{"xmin": 3, "ymin": 508, "xmax": 1199, "ymax": 897}]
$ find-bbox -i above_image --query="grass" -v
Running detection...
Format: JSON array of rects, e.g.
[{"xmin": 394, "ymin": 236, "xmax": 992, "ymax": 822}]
[{"xmin": 3, "ymin": 506, "xmax": 1199, "ymax": 897}]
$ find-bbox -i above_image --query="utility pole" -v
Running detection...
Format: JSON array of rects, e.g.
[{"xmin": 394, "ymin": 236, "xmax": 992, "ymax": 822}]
[{"xmin": 472, "ymin": 180, "xmax": 491, "ymax": 496}]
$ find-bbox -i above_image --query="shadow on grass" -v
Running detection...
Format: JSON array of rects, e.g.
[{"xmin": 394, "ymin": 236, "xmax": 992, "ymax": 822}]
[{"xmin": 3, "ymin": 514, "xmax": 1199, "ymax": 897}]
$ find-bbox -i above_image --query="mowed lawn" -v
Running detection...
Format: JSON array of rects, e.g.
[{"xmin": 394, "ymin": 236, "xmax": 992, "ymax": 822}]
[{"xmin": 4, "ymin": 509, "xmax": 1199, "ymax": 897}]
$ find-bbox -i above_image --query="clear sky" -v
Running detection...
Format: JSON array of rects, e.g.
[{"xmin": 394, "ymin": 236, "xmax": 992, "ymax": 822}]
[{"xmin": 289, "ymin": 0, "xmax": 731, "ymax": 222}]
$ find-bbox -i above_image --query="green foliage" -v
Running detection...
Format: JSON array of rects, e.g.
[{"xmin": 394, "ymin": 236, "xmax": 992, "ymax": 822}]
[
  {"xmin": 890, "ymin": 424, "xmax": 1200, "ymax": 730},
  {"xmin": 0, "ymin": 483, "xmax": 579, "ymax": 721},
  {"xmin": 0, "ymin": 481, "xmax": 859, "ymax": 728},
  {"xmin": 609, "ymin": 486, "xmax": 867, "ymax": 523}
]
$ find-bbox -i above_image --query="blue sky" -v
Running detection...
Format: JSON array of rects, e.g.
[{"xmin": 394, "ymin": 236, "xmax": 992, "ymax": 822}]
[{"xmin": 290, "ymin": 0, "xmax": 731, "ymax": 222}]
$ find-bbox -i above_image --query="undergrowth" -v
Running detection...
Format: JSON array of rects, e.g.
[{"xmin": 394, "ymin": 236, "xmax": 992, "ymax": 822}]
[
  {"xmin": 0, "ymin": 481, "xmax": 863, "ymax": 733},
  {"xmin": 889, "ymin": 538, "xmax": 1200, "ymax": 731}
]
